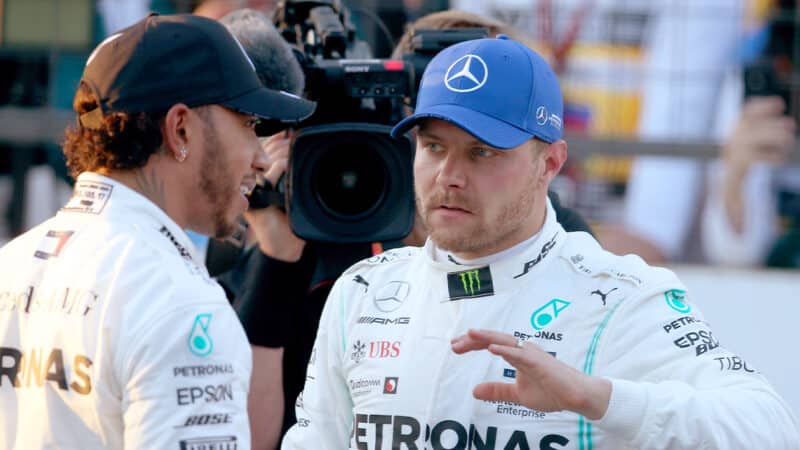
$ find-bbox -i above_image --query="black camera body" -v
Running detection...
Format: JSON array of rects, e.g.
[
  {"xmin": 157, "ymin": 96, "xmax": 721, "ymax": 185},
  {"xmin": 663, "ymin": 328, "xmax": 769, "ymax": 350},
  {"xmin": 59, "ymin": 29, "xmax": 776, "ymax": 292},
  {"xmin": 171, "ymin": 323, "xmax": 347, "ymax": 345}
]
[
  {"xmin": 252, "ymin": 0, "xmax": 414, "ymax": 243},
  {"xmin": 742, "ymin": 1, "xmax": 798, "ymax": 129},
  {"xmin": 288, "ymin": 123, "xmax": 414, "ymax": 242},
  {"xmin": 743, "ymin": 61, "xmax": 794, "ymax": 114}
]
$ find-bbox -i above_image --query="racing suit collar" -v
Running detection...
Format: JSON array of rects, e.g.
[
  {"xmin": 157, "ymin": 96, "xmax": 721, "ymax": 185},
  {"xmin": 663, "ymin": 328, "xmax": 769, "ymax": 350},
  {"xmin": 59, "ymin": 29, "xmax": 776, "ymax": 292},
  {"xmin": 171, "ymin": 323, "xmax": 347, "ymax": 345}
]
[
  {"xmin": 423, "ymin": 198, "xmax": 566, "ymax": 300},
  {"xmin": 434, "ymin": 229, "xmax": 542, "ymax": 266},
  {"xmin": 62, "ymin": 172, "xmax": 206, "ymax": 267}
]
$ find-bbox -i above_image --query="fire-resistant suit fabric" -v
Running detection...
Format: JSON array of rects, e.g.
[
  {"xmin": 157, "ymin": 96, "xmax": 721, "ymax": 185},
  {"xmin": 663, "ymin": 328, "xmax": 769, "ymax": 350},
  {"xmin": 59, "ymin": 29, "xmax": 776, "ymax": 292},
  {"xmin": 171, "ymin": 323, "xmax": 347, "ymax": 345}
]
[
  {"xmin": 0, "ymin": 173, "xmax": 252, "ymax": 450},
  {"xmin": 282, "ymin": 201, "xmax": 799, "ymax": 450}
]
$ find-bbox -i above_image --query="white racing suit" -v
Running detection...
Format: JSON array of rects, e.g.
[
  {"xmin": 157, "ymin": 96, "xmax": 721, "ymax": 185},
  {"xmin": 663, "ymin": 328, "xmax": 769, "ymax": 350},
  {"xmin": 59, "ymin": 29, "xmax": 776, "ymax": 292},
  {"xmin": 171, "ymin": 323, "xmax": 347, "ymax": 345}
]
[
  {"xmin": 0, "ymin": 173, "xmax": 251, "ymax": 449},
  {"xmin": 283, "ymin": 201, "xmax": 799, "ymax": 450}
]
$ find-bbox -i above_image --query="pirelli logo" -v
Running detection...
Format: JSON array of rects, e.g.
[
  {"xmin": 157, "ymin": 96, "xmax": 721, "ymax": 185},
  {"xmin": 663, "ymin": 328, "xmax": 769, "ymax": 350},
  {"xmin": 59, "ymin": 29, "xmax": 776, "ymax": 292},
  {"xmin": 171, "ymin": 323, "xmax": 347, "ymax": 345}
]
[{"xmin": 447, "ymin": 266, "xmax": 494, "ymax": 300}]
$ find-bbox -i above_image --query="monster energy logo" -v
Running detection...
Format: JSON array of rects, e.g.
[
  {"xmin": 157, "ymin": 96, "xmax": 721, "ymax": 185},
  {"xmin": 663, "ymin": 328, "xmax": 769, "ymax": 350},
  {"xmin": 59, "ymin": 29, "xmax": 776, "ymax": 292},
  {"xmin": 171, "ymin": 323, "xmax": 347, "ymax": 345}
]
[
  {"xmin": 447, "ymin": 266, "xmax": 494, "ymax": 300},
  {"xmin": 460, "ymin": 270, "xmax": 481, "ymax": 295}
]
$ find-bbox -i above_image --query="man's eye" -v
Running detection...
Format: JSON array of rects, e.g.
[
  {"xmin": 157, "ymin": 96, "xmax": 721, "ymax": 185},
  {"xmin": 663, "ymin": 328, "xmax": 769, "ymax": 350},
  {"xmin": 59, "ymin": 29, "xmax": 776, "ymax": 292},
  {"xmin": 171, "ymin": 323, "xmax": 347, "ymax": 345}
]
[
  {"xmin": 424, "ymin": 142, "xmax": 443, "ymax": 152},
  {"xmin": 473, "ymin": 147, "xmax": 495, "ymax": 158},
  {"xmin": 246, "ymin": 118, "xmax": 260, "ymax": 129}
]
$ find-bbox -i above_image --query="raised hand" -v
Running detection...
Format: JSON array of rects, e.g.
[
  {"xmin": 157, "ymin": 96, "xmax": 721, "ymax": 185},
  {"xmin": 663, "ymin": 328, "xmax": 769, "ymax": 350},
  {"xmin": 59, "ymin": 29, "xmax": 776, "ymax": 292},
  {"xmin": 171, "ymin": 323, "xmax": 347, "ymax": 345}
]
[
  {"xmin": 451, "ymin": 329, "xmax": 611, "ymax": 420},
  {"xmin": 720, "ymin": 96, "xmax": 796, "ymax": 232}
]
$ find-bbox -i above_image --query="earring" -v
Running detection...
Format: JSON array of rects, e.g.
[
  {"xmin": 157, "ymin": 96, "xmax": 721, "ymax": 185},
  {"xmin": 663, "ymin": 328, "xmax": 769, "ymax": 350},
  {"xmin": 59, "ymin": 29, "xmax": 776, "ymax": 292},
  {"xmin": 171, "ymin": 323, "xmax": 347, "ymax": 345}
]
[{"xmin": 177, "ymin": 146, "xmax": 187, "ymax": 162}]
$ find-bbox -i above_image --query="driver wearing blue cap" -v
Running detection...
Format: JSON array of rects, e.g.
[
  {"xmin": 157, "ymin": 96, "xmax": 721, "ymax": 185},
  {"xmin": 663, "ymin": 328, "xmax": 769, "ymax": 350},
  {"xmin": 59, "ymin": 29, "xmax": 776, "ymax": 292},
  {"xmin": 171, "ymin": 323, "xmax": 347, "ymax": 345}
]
[{"xmin": 282, "ymin": 36, "xmax": 799, "ymax": 450}]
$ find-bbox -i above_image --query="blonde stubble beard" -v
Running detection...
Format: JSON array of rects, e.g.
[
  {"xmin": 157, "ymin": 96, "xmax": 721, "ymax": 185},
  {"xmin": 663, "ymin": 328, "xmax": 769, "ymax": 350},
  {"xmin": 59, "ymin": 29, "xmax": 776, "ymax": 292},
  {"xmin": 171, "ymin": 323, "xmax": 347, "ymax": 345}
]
[{"xmin": 417, "ymin": 157, "xmax": 546, "ymax": 256}]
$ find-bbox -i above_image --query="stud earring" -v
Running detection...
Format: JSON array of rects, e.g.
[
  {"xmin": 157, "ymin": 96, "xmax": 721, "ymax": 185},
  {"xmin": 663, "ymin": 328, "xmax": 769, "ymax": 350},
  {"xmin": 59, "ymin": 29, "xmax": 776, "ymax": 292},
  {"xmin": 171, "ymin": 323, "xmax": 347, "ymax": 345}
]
[{"xmin": 177, "ymin": 146, "xmax": 188, "ymax": 162}]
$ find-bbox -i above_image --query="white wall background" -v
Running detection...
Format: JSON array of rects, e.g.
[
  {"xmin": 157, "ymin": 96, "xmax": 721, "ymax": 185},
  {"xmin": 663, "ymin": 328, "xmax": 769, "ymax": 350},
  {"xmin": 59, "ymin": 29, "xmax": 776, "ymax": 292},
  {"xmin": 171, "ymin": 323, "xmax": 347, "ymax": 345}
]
[{"xmin": 670, "ymin": 265, "xmax": 800, "ymax": 418}]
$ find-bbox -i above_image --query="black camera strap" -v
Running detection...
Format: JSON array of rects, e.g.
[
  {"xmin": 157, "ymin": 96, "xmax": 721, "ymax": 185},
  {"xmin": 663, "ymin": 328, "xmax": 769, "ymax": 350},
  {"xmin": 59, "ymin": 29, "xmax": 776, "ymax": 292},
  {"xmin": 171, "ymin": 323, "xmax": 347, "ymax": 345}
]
[{"xmin": 247, "ymin": 178, "xmax": 286, "ymax": 210}]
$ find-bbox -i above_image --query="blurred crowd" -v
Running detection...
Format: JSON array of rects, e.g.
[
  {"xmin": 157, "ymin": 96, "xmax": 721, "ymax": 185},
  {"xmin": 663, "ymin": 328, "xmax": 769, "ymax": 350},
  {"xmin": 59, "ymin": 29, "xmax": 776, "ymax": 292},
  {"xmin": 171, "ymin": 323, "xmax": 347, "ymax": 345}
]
[{"xmin": 1, "ymin": 0, "xmax": 799, "ymax": 269}]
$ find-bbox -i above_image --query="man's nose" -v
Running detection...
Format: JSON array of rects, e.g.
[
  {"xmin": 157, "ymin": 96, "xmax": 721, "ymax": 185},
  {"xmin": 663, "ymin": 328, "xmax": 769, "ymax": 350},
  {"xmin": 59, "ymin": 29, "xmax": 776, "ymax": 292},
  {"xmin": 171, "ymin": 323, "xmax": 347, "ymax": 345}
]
[{"xmin": 436, "ymin": 152, "xmax": 467, "ymax": 189}]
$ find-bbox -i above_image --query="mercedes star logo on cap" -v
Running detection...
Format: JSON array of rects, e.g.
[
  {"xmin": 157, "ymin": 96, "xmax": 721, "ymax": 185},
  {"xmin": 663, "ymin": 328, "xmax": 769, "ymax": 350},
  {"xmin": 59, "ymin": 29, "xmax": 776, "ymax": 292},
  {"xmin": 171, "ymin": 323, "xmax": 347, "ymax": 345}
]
[
  {"xmin": 445, "ymin": 54, "xmax": 488, "ymax": 93},
  {"xmin": 536, "ymin": 106, "xmax": 548, "ymax": 126}
]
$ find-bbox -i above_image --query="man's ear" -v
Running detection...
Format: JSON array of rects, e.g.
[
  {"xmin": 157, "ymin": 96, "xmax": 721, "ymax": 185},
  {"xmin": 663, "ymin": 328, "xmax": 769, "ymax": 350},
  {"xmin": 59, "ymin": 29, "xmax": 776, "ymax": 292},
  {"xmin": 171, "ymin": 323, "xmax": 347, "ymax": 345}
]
[
  {"xmin": 162, "ymin": 103, "xmax": 192, "ymax": 160},
  {"xmin": 541, "ymin": 139, "xmax": 568, "ymax": 183}
]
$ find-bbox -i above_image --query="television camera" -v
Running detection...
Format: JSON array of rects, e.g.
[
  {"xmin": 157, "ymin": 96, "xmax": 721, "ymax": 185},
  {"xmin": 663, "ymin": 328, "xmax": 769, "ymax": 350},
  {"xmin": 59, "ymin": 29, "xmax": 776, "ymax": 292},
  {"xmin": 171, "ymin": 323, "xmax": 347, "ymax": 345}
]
[{"xmin": 247, "ymin": 0, "xmax": 488, "ymax": 244}]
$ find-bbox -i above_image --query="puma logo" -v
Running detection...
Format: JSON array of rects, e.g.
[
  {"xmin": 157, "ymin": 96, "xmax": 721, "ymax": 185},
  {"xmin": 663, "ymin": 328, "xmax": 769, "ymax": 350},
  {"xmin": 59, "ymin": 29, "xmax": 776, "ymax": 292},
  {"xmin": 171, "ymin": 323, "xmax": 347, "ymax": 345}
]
[
  {"xmin": 353, "ymin": 275, "xmax": 370, "ymax": 292},
  {"xmin": 591, "ymin": 287, "xmax": 618, "ymax": 306}
]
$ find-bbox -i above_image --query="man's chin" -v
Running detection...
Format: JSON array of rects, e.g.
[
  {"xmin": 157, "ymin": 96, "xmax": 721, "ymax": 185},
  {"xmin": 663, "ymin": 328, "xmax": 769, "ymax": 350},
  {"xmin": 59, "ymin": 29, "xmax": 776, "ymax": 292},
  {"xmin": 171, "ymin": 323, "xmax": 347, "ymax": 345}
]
[
  {"xmin": 211, "ymin": 214, "xmax": 238, "ymax": 240},
  {"xmin": 212, "ymin": 195, "xmax": 248, "ymax": 239},
  {"xmin": 212, "ymin": 227, "xmax": 234, "ymax": 241},
  {"xmin": 430, "ymin": 231, "xmax": 471, "ymax": 254}
]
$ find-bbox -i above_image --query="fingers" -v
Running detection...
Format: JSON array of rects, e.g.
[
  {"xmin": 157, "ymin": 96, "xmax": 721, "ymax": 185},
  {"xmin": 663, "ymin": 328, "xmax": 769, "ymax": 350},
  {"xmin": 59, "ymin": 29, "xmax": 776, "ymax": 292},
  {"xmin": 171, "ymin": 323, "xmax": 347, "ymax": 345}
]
[
  {"xmin": 469, "ymin": 328, "xmax": 519, "ymax": 346},
  {"xmin": 265, "ymin": 158, "xmax": 289, "ymax": 186},
  {"xmin": 473, "ymin": 381, "xmax": 519, "ymax": 404},
  {"xmin": 451, "ymin": 329, "xmax": 517, "ymax": 354},
  {"xmin": 452, "ymin": 329, "xmax": 555, "ymax": 374},
  {"xmin": 450, "ymin": 336, "xmax": 483, "ymax": 354},
  {"xmin": 258, "ymin": 133, "xmax": 292, "ymax": 183},
  {"xmin": 487, "ymin": 343, "xmax": 530, "ymax": 369},
  {"xmin": 742, "ymin": 96, "xmax": 787, "ymax": 118},
  {"xmin": 726, "ymin": 99, "xmax": 796, "ymax": 170},
  {"xmin": 739, "ymin": 120, "xmax": 795, "ymax": 164},
  {"xmin": 261, "ymin": 132, "xmax": 292, "ymax": 159}
]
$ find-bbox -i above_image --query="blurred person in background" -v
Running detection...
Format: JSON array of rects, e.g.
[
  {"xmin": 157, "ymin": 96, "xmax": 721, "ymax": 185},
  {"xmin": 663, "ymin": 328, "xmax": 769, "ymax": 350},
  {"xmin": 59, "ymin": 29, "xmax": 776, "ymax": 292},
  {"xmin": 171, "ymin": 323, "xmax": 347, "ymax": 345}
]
[
  {"xmin": 96, "ymin": 0, "xmax": 278, "ymax": 25},
  {"xmin": 0, "ymin": 14, "xmax": 314, "ymax": 449},
  {"xmin": 226, "ymin": 8, "xmax": 594, "ymax": 449},
  {"xmin": 97, "ymin": 0, "xmax": 151, "ymax": 34},
  {"xmin": 619, "ymin": 0, "xmax": 746, "ymax": 264},
  {"xmin": 701, "ymin": 0, "xmax": 800, "ymax": 267},
  {"xmin": 283, "ymin": 34, "xmax": 799, "ymax": 450},
  {"xmin": 192, "ymin": 0, "xmax": 278, "ymax": 19}
]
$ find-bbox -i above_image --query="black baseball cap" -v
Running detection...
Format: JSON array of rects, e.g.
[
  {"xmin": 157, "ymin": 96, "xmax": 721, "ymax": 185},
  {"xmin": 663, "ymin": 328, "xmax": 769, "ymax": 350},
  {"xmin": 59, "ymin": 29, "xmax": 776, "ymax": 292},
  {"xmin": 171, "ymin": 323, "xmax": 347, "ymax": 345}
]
[{"xmin": 78, "ymin": 13, "xmax": 316, "ymax": 128}]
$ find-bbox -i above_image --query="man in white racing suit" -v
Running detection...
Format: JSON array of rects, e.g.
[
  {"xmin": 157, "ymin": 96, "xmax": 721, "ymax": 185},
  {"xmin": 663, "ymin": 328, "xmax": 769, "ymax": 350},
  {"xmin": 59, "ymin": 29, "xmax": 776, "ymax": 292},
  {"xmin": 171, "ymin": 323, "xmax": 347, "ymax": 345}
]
[
  {"xmin": 282, "ymin": 36, "xmax": 800, "ymax": 449},
  {"xmin": 0, "ymin": 14, "xmax": 315, "ymax": 449}
]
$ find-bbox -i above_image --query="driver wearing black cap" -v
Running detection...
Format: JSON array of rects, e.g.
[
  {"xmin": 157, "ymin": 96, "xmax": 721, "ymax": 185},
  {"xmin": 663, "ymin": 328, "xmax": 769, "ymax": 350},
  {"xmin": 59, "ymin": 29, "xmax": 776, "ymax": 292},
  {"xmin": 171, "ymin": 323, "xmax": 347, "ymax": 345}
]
[{"xmin": 0, "ymin": 13, "xmax": 314, "ymax": 450}]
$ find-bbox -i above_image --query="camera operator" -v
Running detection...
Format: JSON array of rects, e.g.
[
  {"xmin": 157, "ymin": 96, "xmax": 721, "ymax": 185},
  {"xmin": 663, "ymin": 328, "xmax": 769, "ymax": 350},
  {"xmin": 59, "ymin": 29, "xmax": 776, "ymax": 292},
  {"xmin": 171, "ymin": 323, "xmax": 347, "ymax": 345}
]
[
  {"xmin": 215, "ymin": 8, "xmax": 309, "ymax": 449},
  {"xmin": 218, "ymin": 9, "xmax": 382, "ymax": 446},
  {"xmin": 219, "ymin": 7, "xmax": 595, "ymax": 450}
]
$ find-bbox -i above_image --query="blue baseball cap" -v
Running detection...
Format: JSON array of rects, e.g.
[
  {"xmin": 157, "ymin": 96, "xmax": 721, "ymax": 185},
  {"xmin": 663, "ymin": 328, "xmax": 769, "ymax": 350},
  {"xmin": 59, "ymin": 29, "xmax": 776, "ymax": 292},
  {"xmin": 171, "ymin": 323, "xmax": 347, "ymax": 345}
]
[{"xmin": 391, "ymin": 35, "xmax": 563, "ymax": 148}]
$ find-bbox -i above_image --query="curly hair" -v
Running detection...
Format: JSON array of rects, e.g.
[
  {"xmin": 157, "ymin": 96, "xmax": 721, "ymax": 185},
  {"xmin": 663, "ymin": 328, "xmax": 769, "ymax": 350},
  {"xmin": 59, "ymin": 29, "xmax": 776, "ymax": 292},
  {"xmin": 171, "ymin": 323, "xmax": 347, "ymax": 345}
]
[{"xmin": 62, "ymin": 81, "xmax": 166, "ymax": 178}]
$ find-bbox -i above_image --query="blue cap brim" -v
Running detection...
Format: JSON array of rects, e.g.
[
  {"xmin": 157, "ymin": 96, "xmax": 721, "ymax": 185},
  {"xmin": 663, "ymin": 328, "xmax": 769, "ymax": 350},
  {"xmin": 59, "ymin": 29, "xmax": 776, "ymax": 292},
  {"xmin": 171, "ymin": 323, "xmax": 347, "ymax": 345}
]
[{"xmin": 391, "ymin": 104, "xmax": 536, "ymax": 149}]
